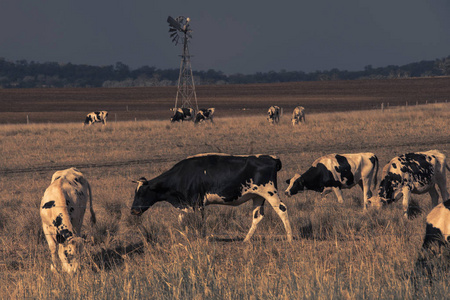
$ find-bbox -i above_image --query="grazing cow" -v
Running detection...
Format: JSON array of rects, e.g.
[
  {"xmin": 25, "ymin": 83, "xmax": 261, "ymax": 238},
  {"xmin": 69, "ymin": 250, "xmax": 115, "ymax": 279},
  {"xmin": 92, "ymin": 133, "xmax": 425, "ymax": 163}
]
[
  {"xmin": 291, "ymin": 106, "xmax": 306, "ymax": 125},
  {"xmin": 285, "ymin": 153, "xmax": 379, "ymax": 209},
  {"xmin": 131, "ymin": 153, "xmax": 292, "ymax": 242},
  {"xmin": 422, "ymin": 199, "xmax": 450, "ymax": 250},
  {"xmin": 40, "ymin": 168, "xmax": 96, "ymax": 274},
  {"xmin": 267, "ymin": 106, "xmax": 281, "ymax": 124},
  {"xmin": 171, "ymin": 107, "xmax": 195, "ymax": 122},
  {"xmin": 84, "ymin": 111, "xmax": 108, "ymax": 126},
  {"xmin": 194, "ymin": 108, "xmax": 215, "ymax": 124},
  {"xmin": 368, "ymin": 150, "xmax": 449, "ymax": 218}
]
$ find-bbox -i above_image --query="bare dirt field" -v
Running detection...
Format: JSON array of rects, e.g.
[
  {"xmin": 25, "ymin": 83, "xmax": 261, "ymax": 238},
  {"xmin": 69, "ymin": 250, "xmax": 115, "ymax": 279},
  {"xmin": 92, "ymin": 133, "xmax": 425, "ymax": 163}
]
[{"xmin": 1, "ymin": 77, "xmax": 450, "ymax": 123}]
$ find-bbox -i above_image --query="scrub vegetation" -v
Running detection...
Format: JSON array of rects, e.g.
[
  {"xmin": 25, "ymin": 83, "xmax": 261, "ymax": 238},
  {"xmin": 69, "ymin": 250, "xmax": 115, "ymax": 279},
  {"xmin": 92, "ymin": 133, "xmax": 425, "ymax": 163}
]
[{"xmin": 1, "ymin": 102, "xmax": 449, "ymax": 299}]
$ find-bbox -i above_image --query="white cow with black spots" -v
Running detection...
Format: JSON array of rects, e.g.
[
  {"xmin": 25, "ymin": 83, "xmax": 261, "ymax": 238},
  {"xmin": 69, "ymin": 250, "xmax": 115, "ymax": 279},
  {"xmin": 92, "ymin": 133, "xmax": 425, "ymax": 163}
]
[
  {"xmin": 40, "ymin": 167, "xmax": 96, "ymax": 274},
  {"xmin": 291, "ymin": 106, "xmax": 305, "ymax": 125},
  {"xmin": 368, "ymin": 150, "xmax": 449, "ymax": 218},
  {"xmin": 84, "ymin": 111, "xmax": 108, "ymax": 126}
]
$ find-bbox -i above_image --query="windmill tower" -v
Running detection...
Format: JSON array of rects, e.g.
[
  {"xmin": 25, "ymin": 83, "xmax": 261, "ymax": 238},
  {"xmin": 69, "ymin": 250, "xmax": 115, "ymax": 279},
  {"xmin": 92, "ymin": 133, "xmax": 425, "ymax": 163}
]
[{"xmin": 167, "ymin": 16, "xmax": 198, "ymax": 112}]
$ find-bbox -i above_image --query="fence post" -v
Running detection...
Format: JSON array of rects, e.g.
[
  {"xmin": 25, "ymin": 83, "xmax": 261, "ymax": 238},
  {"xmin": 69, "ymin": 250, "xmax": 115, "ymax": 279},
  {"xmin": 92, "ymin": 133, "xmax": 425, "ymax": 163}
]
[
  {"xmin": 126, "ymin": 105, "xmax": 129, "ymax": 111},
  {"xmin": 381, "ymin": 103, "xmax": 384, "ymax": 112},
  {"xmin": 27, "ymin": 115, "xmax": 29, "ymax": 125},
  {"xmin": 115, "ymin": 113, "xmax": 117, "ymax": 123}
]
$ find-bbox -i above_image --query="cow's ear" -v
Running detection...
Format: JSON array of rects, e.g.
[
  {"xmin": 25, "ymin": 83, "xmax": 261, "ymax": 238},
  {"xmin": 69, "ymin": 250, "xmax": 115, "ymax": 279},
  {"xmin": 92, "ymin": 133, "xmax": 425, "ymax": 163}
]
[{"xmin": 286, "ymin": 179, "xmax": 291, "ymax": 184}]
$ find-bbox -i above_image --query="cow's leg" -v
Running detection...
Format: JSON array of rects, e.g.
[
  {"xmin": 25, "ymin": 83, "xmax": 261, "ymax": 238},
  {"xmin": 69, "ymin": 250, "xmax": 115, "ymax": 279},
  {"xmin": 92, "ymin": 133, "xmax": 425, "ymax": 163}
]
[
  {"xmin": 264, "ymin": 195, "xmax": 293, "ymax": 242},
  {"xmin": 435, "ymin": 176, "xmax": 449, "ymax": 203},
  {"xmin": 402, "ymin": 187, "xmax": 411, "ymax": 218},
  {"xmin": 428, "ymin": 186, "xmax": 439, "ymax": 207},
  {"xmin": 243, "ymin": 197, "xmax": 265, "ymax": 242},
  {"xmin": 200, "ymin": 205, "xmax": 206, "ymax": 238},
  {"xmin": 332, "ymin": 187, "xmax": 344, "ymax": 204},
  {"xmin": 360, "ymin": 178, "xmax": 372, "ymax": 210},
  {"xmin": 43, "ymin": 225, "xmax": 59, "ymax": 272}
]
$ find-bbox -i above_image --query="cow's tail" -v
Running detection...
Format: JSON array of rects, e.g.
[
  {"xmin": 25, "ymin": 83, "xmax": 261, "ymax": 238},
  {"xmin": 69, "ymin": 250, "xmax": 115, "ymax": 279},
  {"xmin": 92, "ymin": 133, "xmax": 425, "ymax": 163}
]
[
  {"xmin": 372, "ymin": 155, "xmax": 379, "ymax": 188},
  {"xmin": 275, "ymin": 157, "xmax": 282, "ymax": 172},
  {"xmin": 87, "ymin": 182, "xmax": 96, "ymax": 225}
]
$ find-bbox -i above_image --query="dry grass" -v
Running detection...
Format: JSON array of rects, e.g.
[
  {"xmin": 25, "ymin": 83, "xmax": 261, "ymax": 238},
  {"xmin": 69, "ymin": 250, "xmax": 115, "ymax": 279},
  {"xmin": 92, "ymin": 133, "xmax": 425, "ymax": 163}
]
[{"xmin": 1, "ymin": 103, "xmax": 450, "ymax": 299}]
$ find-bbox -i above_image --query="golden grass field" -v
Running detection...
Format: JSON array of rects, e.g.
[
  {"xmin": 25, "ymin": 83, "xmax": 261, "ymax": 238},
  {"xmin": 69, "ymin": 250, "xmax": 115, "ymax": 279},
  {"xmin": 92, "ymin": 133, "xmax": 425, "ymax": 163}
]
[{"xmin": 1, "ymin": 81, "xmax": 450, "ymax": 298}]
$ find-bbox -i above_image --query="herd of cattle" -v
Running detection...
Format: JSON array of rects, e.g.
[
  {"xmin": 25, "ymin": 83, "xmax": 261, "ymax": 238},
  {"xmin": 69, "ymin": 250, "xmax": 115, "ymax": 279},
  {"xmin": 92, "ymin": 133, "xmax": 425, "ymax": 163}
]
[
  {"xmin": 82, "ymin": 105, "xmax": 305, "ymax": 126},
  {"xmin": 40, "ymin": 149, "xmax": 450, "ymax": 274}
]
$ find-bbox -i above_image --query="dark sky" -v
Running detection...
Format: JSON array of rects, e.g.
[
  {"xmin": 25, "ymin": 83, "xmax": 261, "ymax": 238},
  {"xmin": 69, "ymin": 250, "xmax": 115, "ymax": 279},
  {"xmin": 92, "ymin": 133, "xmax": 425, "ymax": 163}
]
[{"xmin": 1, "ymin": 0, "xmax": 450, "ymax": 74}]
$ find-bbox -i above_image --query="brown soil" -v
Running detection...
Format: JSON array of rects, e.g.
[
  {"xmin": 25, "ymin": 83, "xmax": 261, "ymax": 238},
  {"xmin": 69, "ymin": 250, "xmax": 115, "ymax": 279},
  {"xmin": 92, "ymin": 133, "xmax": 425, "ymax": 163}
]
[{"xmin": 1, "ymin": 77, "xmax": 449, "ymax": 123}]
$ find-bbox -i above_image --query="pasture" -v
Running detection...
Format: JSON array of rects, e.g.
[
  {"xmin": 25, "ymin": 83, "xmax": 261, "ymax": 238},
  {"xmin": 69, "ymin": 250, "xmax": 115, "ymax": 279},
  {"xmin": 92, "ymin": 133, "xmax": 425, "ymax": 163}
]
[{"xmin": 1, "ymin": 93, "xmax": 450, "ymax": 298}]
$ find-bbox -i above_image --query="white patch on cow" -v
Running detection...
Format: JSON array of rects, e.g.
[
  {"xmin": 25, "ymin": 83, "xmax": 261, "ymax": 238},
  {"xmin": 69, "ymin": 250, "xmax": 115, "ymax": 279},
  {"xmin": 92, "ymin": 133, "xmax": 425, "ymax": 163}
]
[
  {"xmin": 285, "ymin": 173, "xmax": 301, "ymax": 195},
  {"xmin": 204, "ymin": 193, "xmax": 227, "ymax": 205},
  {"xmin": 426, "ymin": 203, "xmax": 450, "ymax": 243}
]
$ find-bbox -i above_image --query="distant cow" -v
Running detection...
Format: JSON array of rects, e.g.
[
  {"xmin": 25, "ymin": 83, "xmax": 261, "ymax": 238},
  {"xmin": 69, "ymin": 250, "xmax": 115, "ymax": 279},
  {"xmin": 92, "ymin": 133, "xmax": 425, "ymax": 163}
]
[
  {"xmin": 40, "ymin": 168, "xmax": 96, "ymax": 274},
  {"xmin": 194, "ymin": 108, "xmax": 215, "ymax": 124},
  {"xmin": 291, "ymin": 106, "xmax": 305, "ymax": 125},
  {"xmin": 131, "ymin": 153, "xmax": 292, "ymax": 242},
  {"xmin": 84, "ymin": 111, "xmax": 108, "ymax": 126},
  {"xmin": 368, "ymin": 150, "xmax": 449, "ymax": 218},
  {"xmin": 267, "ymin": 106, "xmax": 281, "ymax": 124},
  {"xmin": 285, "ymin": 153, "xmax": 379, "ymax": 209},
  {"xmin": 171, "ymin": 107, "xmax": 195, "ymax": 122}
]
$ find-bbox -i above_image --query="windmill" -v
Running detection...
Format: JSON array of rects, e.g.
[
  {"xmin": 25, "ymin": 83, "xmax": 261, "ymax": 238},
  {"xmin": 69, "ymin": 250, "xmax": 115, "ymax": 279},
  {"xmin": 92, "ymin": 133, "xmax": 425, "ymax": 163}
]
[{"xmin": 167, "ymin": 16, "xmax": 198, "ymax": 113}]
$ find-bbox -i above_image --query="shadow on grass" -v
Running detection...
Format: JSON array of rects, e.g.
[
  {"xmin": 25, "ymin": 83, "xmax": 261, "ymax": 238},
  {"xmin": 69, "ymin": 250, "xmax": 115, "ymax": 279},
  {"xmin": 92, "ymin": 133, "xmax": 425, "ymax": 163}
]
[{"xmin": 89, "ymin": 242, "xmax": 145, "ymax": 271}]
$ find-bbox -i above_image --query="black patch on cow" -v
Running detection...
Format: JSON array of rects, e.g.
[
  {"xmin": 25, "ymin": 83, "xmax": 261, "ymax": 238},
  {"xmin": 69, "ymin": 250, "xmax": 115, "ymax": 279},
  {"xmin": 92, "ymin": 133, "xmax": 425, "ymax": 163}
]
[
  {"xmin": 69, "ymin": 207, "xmax": 74, "ymax": 213},
  {"xmin": 392, "ymin": 163, "xmax": 397, "ymax": 169},
  {"xmin": 42, "ymin": 201, "xmax": 55, "ymax": 209},
  {"xmin": 369, "ymin": 155, "xmax": 377, "ymax": 165},
  {"xmin": 378, "ymin": 172, "xmax": 403, "ymax": 201},
  {"xmin": 279, "ymin": 204, "xmax": 286, "ymax": 212},
  {"xmin": 53, "ymin": 215, "xmax": 63, "ymax": 227},
  {"xmin": 56, "ymin": 229, "xmax": 73, "ymax": 244},
  {"xmin": 301, "ymin": 163, "xmax": 342, "ymax": 193},
  {"xmin": 423, "ymin": 223, "xmax": 445, "ymax": 249},
  {"xmin": 268, "ymin": 191, "xmax": 274, "ymax": 196},
  {"xmin": 398, "ymin": 153, "xmax": 434, "ymax": 187},
  {"xmin": 254, "ymin": 211, "xmax": 259, "ymax": 218},
  {"xmin": 334, "ymin": 155, "xmax": 354, "ymax": 186},
  {"xmin": 443, "ymin": 199, "xmax": 450, "ymax": 209},
  {"xmin": 66, "ymin": 200, "xmax": 70, "ymax": 206}
]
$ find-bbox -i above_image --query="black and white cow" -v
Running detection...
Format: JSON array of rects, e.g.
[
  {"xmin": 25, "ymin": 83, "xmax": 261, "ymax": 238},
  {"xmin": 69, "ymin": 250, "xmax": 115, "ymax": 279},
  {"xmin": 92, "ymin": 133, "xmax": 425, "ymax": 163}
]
[
  {"xmin": 131, "ymin": 153, "xmax": 292, "ymax": 242},
  {"xmin": 422, "ymin": 199, "xmax": 450, "ymax": 249},
  {"xmin": 285, "ymin": 153, "xmax": 379, "ymax": 209},
  {"xmin": 291, "ymin": 106, "xmax": 305, "ymax": 125},
  {"xmin": 267, "ymin": 106, "xmax": 281, "ymax": 124},
  {"xmin": 171, "ymin": 107, "xmax": 195, "ymax": 122},
  {"xmin": 84, "ymin": 111, "xmax": 108, "ymax": 126},
  {"xmin": 40, "ymin": 168, "xmax": 96, "ymax": 274},
  {"xmin": 368, "ymin": 150, "xmax": 449, "ymax": 218},
  {"xmin": 194, "ymin": 108, "xmax": 215, "ymax": 124}
]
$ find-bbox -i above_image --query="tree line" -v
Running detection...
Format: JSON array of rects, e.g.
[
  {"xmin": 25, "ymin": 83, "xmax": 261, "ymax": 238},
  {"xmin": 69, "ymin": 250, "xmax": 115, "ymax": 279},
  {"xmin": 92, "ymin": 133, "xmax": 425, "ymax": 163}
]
[{"xmin": 0, "ymin": 56, "xmax": 449, "ymax": 88}]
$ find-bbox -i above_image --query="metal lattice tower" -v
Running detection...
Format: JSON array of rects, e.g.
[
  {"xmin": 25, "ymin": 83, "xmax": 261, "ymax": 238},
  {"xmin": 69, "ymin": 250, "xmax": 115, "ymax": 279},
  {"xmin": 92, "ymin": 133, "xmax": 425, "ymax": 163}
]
[{"xmin": 167, "ymin": 16, "xmax": 198, "ymax": 111}]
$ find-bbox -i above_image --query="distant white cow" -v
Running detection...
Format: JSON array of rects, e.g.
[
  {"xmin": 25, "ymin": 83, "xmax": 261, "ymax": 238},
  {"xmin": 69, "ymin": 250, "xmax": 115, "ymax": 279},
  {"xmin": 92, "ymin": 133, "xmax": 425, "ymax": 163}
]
[
  {"xmin": 171, "ymin": 107, "xmax": 195, "ymax": 122},
  {"xmin": 368, "ymin": 150, "xmax": 449, "ymax": 218},
  {"xmin": 291, "ymin": 106, "xmax": 305, "ymax": 125},
  {"xmin": 84, "ymin": 111, "xmax": 108, "ymax": 126},
  {"xmin": 267, "ymin": 106, "xmax": 281, "ymax": 124},
  {"xmin": 40, "ymin": 168, "xmax": 96, "ymax": 274},
  {"xmin": 194, "ymin": 108, "xmax": 215, "ymax": 124}
]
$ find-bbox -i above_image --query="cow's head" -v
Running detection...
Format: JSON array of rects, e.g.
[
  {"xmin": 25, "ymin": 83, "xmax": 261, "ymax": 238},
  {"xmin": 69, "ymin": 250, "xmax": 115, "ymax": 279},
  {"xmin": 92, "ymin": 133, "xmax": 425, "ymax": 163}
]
[
  {"xmin": 285, "ymin": 174, "xmax": 305, "ymax": 196},
  {"xmin": 59, "ymin": 236, "xmax": 84, "ymax": 275},
  {"xmin": 131, "ymin": 177, "xmax": 158, "ymax": 216},
  {"xmin": 366, "ymin": 196, "xmax": 388, "ymax": 210}
]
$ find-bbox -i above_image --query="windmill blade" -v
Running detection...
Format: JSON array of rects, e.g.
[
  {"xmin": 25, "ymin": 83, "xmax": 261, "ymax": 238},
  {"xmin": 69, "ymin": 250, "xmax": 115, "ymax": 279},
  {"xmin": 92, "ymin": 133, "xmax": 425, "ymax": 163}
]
[
  {"xmin": 170, "ymin": 32, "xmax": 178, "ymax": 38},
  {"xmin": 167, "ymin": 16, "xmax": 182, "ymax": 31}
]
